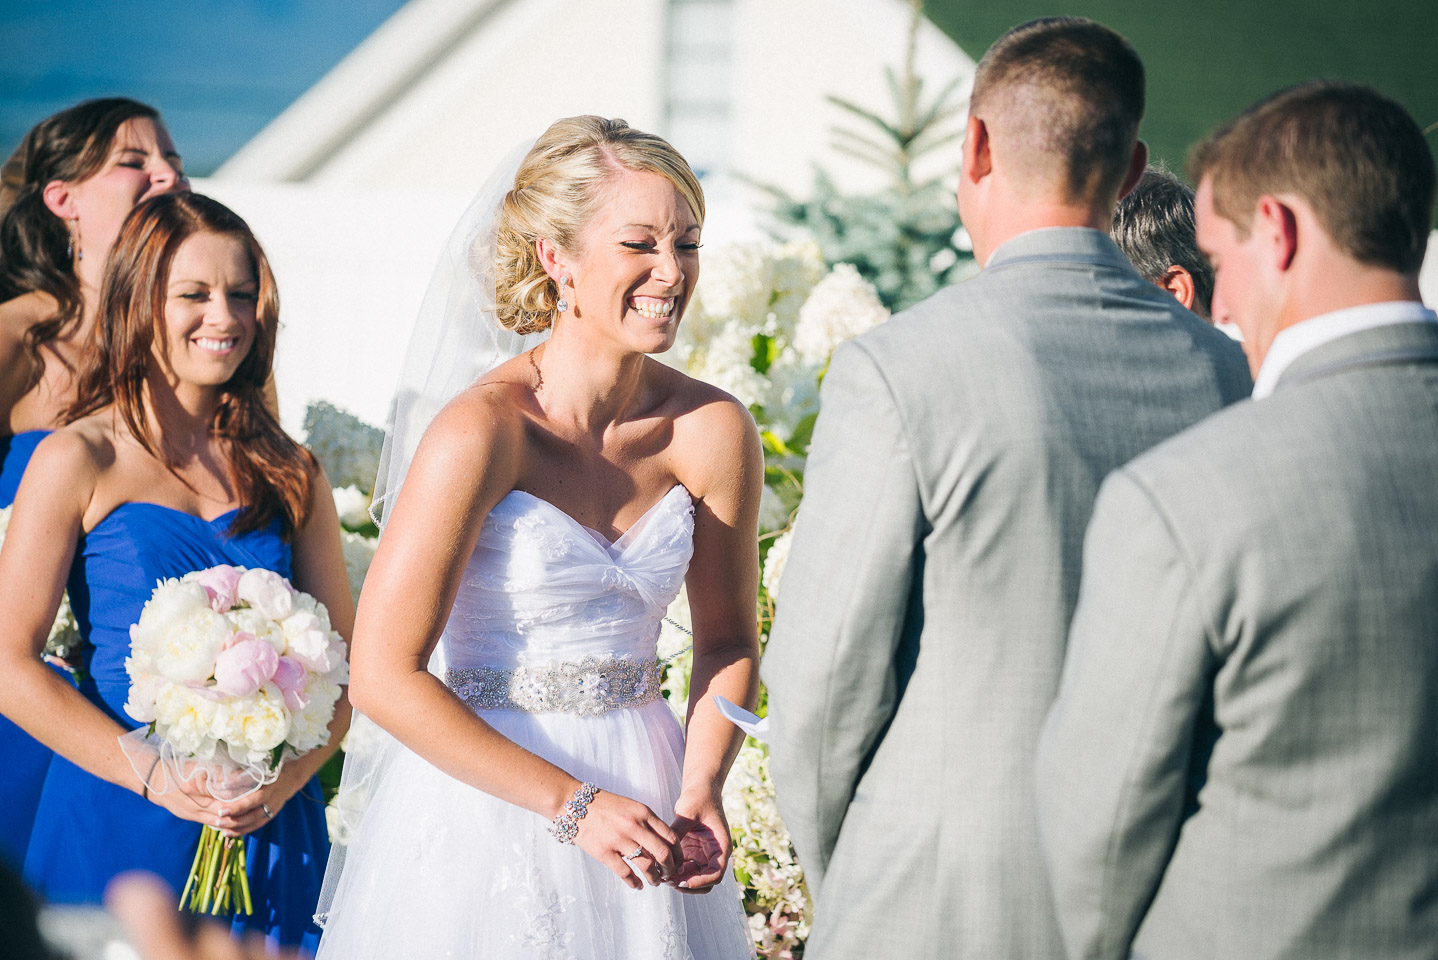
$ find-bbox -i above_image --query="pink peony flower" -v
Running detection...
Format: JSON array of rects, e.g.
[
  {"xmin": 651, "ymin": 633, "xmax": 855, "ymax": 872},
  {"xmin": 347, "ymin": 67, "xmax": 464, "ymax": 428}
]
[
  {"xmin": 212, "ymin": 635, "xmax": 279, "ymax": 698},
  {"xmin": 272, "ymin": 656, "xmax": 309, "ymax": 712},
  {"xmin": 237, "ymin": 568, "xmax": 295, "ymax": 621},
  {"xmin": 186, "ymin": 564, "xmax": 244, "ymax": 613}
]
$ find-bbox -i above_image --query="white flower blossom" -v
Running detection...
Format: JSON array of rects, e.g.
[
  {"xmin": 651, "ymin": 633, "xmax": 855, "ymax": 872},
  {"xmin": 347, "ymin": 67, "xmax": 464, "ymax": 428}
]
[
  {"xmin": 341, "ymin": 531, "xmax": 379, "ymax": 606},
  {"xmin": 757, "ymin": 485, "xmax": 790, "ymax": 534},
  {"xmin": 0, "ymin": 508, "xmax": 90, "ymax": 660},
  {"xmin": 125, "ymin": 565, "xmax": 346, "ymax": 798},
  {"xmin": 792, "ymin": 263, "xmax": 890, "ymax": 365},
  {"xmin": 237, "ymin": 568, "xmax": 295, "ymax": 622},
  {"xmin": 762, "ymin": 529, "xmax": 795, "ymax": 601},
  {"xmin": 331, "ymin": 485, "xmax": 372, "ymax": 530},
  {"xmin": 684, "ymin": 318, "xmax": 769, "ymax": 408}
]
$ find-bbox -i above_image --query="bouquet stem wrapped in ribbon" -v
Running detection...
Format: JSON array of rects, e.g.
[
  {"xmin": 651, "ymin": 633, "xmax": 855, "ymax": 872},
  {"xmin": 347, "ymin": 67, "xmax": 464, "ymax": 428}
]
[{"xmin": 119, "ymin": 565, "xmax": 347, "ymax": 916}]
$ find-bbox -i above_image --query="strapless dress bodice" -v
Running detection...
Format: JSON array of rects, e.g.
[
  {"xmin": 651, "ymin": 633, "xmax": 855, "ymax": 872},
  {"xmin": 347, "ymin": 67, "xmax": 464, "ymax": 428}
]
[
  {"xmin": 70, "ymin": 502, "xmax": 291, "ymax": 721},
  {"xmin": 441, "ymin": 484, "xmax": 693, "ymax": 672}
]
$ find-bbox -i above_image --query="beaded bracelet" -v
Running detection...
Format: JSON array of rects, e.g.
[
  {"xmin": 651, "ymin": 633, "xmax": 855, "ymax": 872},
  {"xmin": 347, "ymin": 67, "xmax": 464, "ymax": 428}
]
[{"xmin": 550, "ymin": 782, "xmax": 600, "ymax": 844}]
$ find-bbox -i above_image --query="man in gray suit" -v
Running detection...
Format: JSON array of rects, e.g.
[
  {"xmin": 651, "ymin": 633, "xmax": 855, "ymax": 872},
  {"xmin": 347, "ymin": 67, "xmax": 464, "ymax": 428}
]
[
  {"xmin": 762, "ymin": 18, "xmax": 1251, "ymax": 959},
  {"xmin": 1037, "ymin": 82, "xmax": 1438, "ymax": 960}
]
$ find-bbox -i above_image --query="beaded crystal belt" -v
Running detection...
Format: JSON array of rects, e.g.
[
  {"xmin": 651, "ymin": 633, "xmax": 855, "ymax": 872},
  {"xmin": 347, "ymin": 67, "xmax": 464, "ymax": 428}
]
[{"xmin": 445, "ymin": 655, "xmax": 662, "ymax": 717}]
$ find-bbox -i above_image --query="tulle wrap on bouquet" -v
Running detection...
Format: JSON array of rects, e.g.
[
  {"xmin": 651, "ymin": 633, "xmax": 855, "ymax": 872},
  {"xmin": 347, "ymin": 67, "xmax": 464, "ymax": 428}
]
[{"xmin": 120, "ymin": 563, "xmax": 348, "ymax": 915}]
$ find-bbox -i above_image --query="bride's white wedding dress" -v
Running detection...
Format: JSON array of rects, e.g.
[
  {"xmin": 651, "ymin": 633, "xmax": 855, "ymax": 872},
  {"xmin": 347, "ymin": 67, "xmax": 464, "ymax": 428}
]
[{"xmin": 316, "ymin": 483, "xmax": 753, "ymax": 959}]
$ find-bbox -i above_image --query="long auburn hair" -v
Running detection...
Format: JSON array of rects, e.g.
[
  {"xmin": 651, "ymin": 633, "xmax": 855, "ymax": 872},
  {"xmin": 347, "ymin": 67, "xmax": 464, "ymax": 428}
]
[
  {"xmin": 66, "ymin": 193, "xmax": 314, "ymax": 539},
  {"xmin": 0, "ymin": 98, "xmax": 161, "ymax": 388}
]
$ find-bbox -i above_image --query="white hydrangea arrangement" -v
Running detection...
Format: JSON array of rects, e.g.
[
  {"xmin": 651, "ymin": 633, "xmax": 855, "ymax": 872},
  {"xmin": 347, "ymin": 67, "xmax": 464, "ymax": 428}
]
[
  {"xmin": 659, "ymin": 239, "xmax": 891, "ymax": 956},
  {"xmin": 0, "ymin": 506, "xmax": 82, "ymax": 662},
  {"xmin": 122, "ymin": 564, "xmax": 348, "ymax": 916}
]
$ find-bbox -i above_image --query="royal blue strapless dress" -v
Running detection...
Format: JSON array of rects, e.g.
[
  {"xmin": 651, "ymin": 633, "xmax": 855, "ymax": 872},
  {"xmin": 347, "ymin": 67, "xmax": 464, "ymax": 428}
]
[
  {"xmin": 0, "ymin": 430, "xmax": 55, "ymax": 869},
  {"xmin": 22, "ymin": 503, "xmax": 330, "ymax": 949},
  {"xmin": 0, "ymin": 430, "xmax": 47, "ymax": 508}
]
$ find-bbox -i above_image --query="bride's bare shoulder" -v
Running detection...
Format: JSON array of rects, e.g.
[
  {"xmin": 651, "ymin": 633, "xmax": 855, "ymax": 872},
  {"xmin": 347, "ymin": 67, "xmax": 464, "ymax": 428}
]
[{"xmin": 651, "ymin": 361, "xmax": 761, "ymax": 498}]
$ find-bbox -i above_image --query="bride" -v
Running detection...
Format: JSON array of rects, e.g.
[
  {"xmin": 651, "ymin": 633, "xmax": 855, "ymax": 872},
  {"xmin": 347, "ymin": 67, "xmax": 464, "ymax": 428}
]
[{"xmin": 314, "ymin": 117, "xmax": 760, "ymax": 958}]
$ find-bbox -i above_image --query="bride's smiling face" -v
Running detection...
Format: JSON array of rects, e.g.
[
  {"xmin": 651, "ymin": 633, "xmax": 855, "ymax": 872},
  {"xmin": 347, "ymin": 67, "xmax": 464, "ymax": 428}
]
[{"xmin": 564, "ymin": 168, "xmax": 700, "ymax": 354}]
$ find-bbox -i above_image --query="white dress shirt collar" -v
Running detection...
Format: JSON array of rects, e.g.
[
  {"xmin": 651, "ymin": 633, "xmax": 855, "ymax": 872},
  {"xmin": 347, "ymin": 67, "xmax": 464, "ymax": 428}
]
[{"xmin": 1252, "ymin": 300, "xmax": 1438, "ymax": 399}]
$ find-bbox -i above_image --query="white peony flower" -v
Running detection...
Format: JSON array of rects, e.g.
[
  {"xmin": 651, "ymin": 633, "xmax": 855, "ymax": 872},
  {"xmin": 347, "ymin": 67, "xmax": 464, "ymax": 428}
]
[
  {"xmin": 153, "ymin": 684, "xmax": 221, "ymax": 758},
  {"xmin": 149, "ymin": 606, "xmax": 231, "ymax": 686},
  {"xmin": 282, "ymin": 610, "xmax": 344, "ymax": 674},
  {"xmin": 289, "ymin": 677, "xmax": 341, "ymax": 754},
  {"xmin": 228, "ymin": 607, "xmax": 288, "ymax": 656},
  {"xmin": 122, "ymin": 663, "xmax": 166, "ymax": 723},
  {"xmin": 792, "ymin": 263, "xmax": 890, "ymax": 365},
  {"xmin": 215, "ymin": 684, "xmax": 291, "ymax": 762},
  {"xmin": 237, "ymin": 568, "xmax": 295, "ymax": 622},
  {"xmin": 762, "ymin": 529, "xmax": 795, "ymax": 602},
  {"xmin": 130, "ymin": 580, "xmax": 213, "ymax": 657},
  {"xmin": 331, "ymin": 485, "xmax": 372, "ymax": 530}
]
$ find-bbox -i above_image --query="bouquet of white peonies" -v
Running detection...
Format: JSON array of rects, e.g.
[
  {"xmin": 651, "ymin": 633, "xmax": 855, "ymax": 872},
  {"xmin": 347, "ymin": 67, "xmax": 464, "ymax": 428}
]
[
  {"xmin": 120, "ymin": 564, "xmax": 347, "ymax": 916},
  {"xmin": 0, "ymin": 505, "xmax": 83, "ymax": 662}
]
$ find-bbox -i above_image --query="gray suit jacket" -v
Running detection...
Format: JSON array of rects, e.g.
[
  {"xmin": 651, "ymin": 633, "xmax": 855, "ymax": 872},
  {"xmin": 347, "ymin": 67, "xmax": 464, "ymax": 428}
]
[
  {"xmin": 1037, "ymin": 318, "xmax": 1438, "ymax": 960},
  {"xmin": 763, "ymin": 228, "xmax": 1251, "ymax": 959}
]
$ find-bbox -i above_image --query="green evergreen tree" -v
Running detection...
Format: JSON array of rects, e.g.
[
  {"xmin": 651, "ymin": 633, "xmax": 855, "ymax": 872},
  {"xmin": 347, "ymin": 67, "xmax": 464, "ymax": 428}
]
[{"xmin": 754, "ymin": 0, "xmax": 972, "ymax": 312}]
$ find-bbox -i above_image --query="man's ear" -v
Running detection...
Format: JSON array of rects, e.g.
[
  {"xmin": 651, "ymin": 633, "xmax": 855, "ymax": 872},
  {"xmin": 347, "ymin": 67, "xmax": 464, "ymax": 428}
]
[
  {"xmin": 42, "ymin": 179, "xmax": 77, "ymax": 220},
  {"xmin": 1116, "ymin": 141, "xmax": 1149, "ymax": 201},
  {"xmin": 962, "ymin": 115, "xmax": 992, "ymax": 183},
  {"xmin": 1157, "ymin": 265, "xmax": 1197, "ymax": 312},
  {"xmin": 1255, "ymin": 195, "xmax": 1298, "ymax": 272}
]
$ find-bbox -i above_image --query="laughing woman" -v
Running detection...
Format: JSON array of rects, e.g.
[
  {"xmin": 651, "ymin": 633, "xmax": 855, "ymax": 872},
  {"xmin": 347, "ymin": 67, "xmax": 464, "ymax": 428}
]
[
  {"xmin": 0, "ymin": 98, "xmax": 188, "ymax": 868},
  {"xmin": 0, "ymin": 193, "xmax": 351, "ymax": 949}
]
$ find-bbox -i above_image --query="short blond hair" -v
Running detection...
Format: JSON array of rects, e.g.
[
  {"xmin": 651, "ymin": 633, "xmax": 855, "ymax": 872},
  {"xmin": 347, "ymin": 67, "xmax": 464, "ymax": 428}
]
[{"xmin": 494, "ymin": 116, "xmax": 704, "ymax": 334}]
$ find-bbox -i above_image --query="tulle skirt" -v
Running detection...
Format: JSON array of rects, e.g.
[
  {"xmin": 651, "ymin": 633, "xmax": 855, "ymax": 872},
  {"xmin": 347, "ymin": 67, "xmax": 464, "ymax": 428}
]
[{"xmin": 315, "ymin": 699, "xmax": 754, "ymax": 959}]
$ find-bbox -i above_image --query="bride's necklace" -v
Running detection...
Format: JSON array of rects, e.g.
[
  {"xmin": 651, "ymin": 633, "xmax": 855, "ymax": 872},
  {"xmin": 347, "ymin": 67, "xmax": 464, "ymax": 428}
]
[{"xmin": 529, "ymin": 346, "xmax": 544, "ymax": 392}]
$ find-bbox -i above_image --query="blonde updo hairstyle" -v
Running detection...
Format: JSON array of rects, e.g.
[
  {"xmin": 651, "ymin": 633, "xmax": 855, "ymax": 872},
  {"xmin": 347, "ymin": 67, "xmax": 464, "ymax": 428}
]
[{"xmin": 494, "ymin": 116, "xmax": 705, "ymax": 334}]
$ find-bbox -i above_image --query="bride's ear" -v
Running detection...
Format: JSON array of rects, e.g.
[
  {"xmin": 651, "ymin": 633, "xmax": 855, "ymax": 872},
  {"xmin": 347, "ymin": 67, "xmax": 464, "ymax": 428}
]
[{"xmin": 535, "ymin": 237, "xmax": 572, "ymax": 284}]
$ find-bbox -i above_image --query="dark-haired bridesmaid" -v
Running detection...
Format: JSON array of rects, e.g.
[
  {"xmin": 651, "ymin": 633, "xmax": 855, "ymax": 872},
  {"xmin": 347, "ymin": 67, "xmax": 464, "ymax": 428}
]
[
  {"xmin": 0, "ymin": 192, "xmax": 351, "ymax": 949},
  {"xmin": 0, "ymin": 98, "xmax": 187, "ymax": 867}
]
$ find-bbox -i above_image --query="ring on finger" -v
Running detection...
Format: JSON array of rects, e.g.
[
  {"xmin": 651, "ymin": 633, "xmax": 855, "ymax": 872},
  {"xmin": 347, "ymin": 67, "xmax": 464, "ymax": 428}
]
[
  {"xmin": 261, "ymin": 802, "xmax": 274, "ymax": 820},
  {"xmin": 622, "ymin": 846, "xmax": 644, "ymax": 861}
]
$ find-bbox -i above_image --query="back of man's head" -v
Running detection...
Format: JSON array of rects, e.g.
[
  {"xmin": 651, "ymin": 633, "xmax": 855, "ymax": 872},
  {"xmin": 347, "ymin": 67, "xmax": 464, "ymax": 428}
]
[
  {"xmin": 1189, "ymin": 81, "xmax": 1435, "ymax": 275},
  {"xmin": 972, "ymin": 18, "xmax": 1145, "ymax": 206},
  {"xmin": 1112, "ymin": 166, "xmax": 1213, "ymax": 317}
]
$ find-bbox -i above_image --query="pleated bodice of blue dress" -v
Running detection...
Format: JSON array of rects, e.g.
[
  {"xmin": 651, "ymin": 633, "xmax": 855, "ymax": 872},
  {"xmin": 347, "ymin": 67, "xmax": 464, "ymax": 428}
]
[
  {"xmin": 22, "ymin": 502, "xmax": 330, "ymax": 950},
  {"xmin": 0, "ymin": 430, "xmax": 54, "ymax": 870}
]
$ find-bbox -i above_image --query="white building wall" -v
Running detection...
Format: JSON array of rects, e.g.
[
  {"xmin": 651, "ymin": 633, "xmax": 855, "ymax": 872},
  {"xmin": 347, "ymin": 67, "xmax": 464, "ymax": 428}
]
[{"xmin": 206, "ymin": 0, "xmax": 974, "ymax": 438}]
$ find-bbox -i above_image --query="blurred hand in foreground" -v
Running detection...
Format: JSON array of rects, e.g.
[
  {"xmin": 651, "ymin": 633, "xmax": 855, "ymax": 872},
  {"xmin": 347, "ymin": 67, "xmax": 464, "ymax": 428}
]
[{"xmin": 105, "ymin": 872, "xmax": 306, "ymax": 960}]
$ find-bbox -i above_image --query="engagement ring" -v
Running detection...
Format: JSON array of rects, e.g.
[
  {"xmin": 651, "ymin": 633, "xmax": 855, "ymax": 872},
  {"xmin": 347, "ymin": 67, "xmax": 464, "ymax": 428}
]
[{"xmin": 623, "ymin": 846, "xmax": 644, "ymax": 861}]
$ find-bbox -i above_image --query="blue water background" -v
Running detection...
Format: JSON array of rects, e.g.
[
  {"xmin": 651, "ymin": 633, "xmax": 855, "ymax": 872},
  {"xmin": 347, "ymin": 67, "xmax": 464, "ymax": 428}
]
[{"xmin": 0, "ymin": 0, "xmax": 408, "ymax": 175}]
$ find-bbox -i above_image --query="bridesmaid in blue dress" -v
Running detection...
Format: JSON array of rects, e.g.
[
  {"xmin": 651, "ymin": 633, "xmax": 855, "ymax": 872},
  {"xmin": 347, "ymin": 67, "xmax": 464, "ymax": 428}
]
[
  {"xmin": 0, "ymin": 98, "xmax": 188, "ymax": 868},
  {"xmin": 0, "ymin": 192, "xmax": 353, "ymax": 950}
]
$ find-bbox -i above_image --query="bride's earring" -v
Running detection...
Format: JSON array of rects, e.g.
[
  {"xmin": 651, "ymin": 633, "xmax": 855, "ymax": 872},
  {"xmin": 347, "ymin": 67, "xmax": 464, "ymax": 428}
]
[
  {"xmin": 556, "ymin": 275, "xmax": 569, "ymax": 314},
  {"xmin": 67, "ymin": 219, "xmax": 81, "ymax": 261}
]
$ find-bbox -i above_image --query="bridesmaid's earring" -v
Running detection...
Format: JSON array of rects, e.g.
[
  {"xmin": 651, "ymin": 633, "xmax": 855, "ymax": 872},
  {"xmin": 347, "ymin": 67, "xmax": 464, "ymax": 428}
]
[{"xmin": 556, "ymin": 276, "xmax": 569, "ymax": 314}]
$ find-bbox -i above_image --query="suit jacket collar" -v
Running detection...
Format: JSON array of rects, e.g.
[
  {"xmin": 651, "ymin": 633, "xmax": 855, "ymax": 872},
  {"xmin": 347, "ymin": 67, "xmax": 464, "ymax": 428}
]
[
  {"xmin": 984, "ymin": 227, "xmax": 1132, "ymax": 272},
  {"xmin": 1274, "ymin": 319, "xmax": 1438, "ymax": 393}
]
